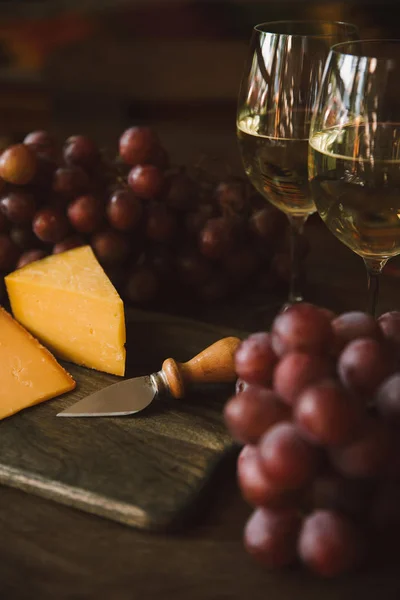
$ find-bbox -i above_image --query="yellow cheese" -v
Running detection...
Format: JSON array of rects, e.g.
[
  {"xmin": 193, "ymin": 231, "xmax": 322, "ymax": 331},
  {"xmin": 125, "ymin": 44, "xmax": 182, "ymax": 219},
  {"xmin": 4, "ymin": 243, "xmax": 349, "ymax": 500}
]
[
  {"xmin": 5, "ymin": 246, "xmax": 126, "ymax": 376},
  {"xmin": 0, "ymin": 307, "xmax": 76, "ymax": 420}
]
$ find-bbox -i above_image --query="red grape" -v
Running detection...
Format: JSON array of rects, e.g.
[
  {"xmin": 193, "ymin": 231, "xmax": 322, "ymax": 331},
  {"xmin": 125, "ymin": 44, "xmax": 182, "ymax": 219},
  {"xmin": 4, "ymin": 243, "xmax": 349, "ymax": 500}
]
[
  {"xmin": 250, "ymin": 207, "xmax": 286, "ymax": 246},
  {"xmin": 32, "ymin": 155, "xmax": 58, "ymax": 192},
  {"xmin": 119, "ymin": 126, "xmax": 159, "ymax": 166},
  {"xmin": 10, "ymin": 227, "xmax": 37, "ymax": 250},
  {"xmin": 184, "ymin": 205, "xmax": 215, "ymax": 237},
  {"xmin": 0, "ymin": 144, "xmax": 36, "ymax": 185},
  {"xmin": 0, "ymin": 234, "xmax": 20, "ymax": 270},
  {"xmin": 146, "ymin": 204, "xmax": 176, "ymax": 243},
  {"xmin": 128, "ymin": 165, "xmax": 164, "ymax": 199},
  {"xmin": 107, "ymin": 189, "xmax": 142, "ymax": 231},
  {"xmin": 63, "ymin": 135, "xmax": 100, "ymax": 170},
  {"xmin": 17, "ymin": 249, "xmax": 47, "ymax": 268},
  {"xmin": 0, "ymin": 210, "xmax": 9, "ymax": 233},
  {"xmin": 53, "ymin": 235, "xmax": 85, "ymax": 255},
  {"xmin": 67, "ymin": 194, "xmax": 104, "ymax": 234},
  {"xmin": 124, "ymin": 267, "xmax": 159, "ymax": 304},
  {"xmin": 24, "ymin": 131, "xmax": 57, "ymax": 160},
  {"xmin": 311, "ymin": 473, "xmax": 373, "ymax": 519},
  {"xmin": 271, "ymin": 303, "xmax": 333, "ymax": 356},
  {"xmin": 244, "ymin": 507, "xmax": 301, "ymax": 569},
  {"xmin": 329, "ymin": 419, "xmax": 392, "ymax": 478},
  {"xmin": 376, "ymin": 373, "xmax": 400, "ymax": 423},
  {"xmin": 298, "ymin": 510, "xmax": 364, "ymax": 577},
  {"xmin": 294, "ymin": 380, "xmax": 362, "ymax": 446},
  {"xmin": 259, "ymin": 422, "xmax": 320, "ymax": 490},
  {"xmin": 33, "ymin": 208, "xmax": 70, "ymax": 243},
  {"xmin": 235, "ymin": 333, "xmax": 278, "ymax": 386},
  {"xmin": 198, "ymin": 217, "xmax": 236, "ymax": 260},
  {"xmin": 91, "ymin": 230, "xmax": 131, "ymax": 265},
  {"xmin": 338, "ymin": 337, "xmax": 394, "ymax": 397},
  {"xmin": 273, "ymin": 352, "xmax": 333, "ymax": 406},
  {"xmin": 224, "ymin": 387, "xmax": 290, "ymax": 445},
  {"xmin": 165, "ymin": 173, "xmax": 197, "ymax": 212},
  {"xmin": 0, "ymin": 191, "xmax": 36, "ymax": 225},
  {"xmin": 378, "ymin": 311, "xmax": 400, "ymax": 362},
  {"xmin": 319, "ymin": 308, "xmax": 336, "ymax": 321},
  {"xmin": 53, "ymin": 166, "xmax": 90, "ymax": 201},
  {"xmin": 215, "ymin": 178, "xmax": 247, "ymax": 214},
  {"xmin": 176, "ymin": 252, "xmax": 212, "ymax": 287},
  {"xmin": 149, "ymin": 145, "xmax": 170, "ymax": 170},
  {"xmin": 332, "ymin": 311, "xmax": 382, "ymax": 353}
]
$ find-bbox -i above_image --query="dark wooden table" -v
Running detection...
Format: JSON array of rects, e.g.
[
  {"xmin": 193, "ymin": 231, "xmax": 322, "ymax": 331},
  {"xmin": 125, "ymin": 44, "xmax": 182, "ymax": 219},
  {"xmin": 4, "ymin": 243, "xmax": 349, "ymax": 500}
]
[{"xmin": 2, "ymin": 215, "xmax": 400, "ymax": 600}]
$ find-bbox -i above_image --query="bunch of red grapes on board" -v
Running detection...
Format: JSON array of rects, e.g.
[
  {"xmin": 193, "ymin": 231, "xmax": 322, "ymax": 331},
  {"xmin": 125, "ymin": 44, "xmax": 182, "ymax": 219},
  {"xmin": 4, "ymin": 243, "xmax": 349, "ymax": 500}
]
[
  {"xmin": 0, "ymin": 127, "xmax": 308, "ymax": 307},
  {"xmin": 224, "ymin": 303, "xmax": 400, "ymax": 577}
]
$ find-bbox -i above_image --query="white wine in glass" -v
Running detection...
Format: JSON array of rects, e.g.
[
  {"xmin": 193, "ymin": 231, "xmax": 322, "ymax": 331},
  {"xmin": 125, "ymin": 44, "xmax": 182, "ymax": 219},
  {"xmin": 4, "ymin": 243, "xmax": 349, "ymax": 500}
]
[
  {"xmin": 309, "ymin": 40, "xmax": 400, "ymax": 316},
  {"xmin": 237, "ymin": 20, "xmax": 359, "ymax": 307}
]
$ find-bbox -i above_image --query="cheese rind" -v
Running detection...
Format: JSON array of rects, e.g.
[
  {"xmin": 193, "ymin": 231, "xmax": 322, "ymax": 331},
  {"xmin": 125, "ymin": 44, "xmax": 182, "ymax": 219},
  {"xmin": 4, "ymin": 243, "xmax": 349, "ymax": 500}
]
[
  {"xmin": 5, "ymin": 246, "xmax": 126, "ymax": 376},
  {"xmin": 0, "ymin": 307, "xmax": 76, "ymax": 420}
]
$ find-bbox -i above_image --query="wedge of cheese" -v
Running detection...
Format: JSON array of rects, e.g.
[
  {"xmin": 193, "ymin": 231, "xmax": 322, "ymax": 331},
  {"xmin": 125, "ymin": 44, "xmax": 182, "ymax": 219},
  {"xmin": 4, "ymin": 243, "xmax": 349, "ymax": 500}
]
[
  {"xmin": 5, "ymin": 246, "xmax": 126, "ymax": 376},
  {"xmin": 0, "ymin": 307, "xmax": 76, "ymax": 420}
]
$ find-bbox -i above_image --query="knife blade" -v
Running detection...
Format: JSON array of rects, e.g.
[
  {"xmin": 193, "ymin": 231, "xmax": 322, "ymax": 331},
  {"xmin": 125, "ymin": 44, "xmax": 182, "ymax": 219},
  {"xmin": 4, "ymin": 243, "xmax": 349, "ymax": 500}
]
[{"xmin": 57, "ymin": 336, "xmax": 241, "ymax": 417}]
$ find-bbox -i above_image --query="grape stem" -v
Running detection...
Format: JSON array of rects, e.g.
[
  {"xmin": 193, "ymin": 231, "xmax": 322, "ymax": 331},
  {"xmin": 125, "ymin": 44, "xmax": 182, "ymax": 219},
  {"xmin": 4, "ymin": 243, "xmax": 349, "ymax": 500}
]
[
  {"xmin": 287, "ymin": 214, "xmax": 308, "ymax": 306},
  {"xmin": 364, "ymin": 257, "xmax": 388, "ymax": 317}
]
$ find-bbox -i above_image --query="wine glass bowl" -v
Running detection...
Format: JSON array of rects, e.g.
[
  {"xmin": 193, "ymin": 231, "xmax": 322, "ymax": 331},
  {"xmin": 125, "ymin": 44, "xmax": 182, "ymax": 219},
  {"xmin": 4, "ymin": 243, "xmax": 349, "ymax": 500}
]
[
  {"xmin": 237, "ymin": 20, "xmax": 359, "ymax": 305},
  {"xmin": 309, "ymin": 39, "xmax": 400, "ymax": 315}
]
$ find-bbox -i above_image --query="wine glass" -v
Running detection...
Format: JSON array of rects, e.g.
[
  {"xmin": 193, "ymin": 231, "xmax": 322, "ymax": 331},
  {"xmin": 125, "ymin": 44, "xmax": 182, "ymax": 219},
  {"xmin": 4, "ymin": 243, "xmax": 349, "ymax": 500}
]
[
  {"xmin": 309, "ymin": 40, "xmax": 400, "ymax": 317},
  {"xmin": 237, "ymin": 20, "xmax": 359, "ymax": 307}
]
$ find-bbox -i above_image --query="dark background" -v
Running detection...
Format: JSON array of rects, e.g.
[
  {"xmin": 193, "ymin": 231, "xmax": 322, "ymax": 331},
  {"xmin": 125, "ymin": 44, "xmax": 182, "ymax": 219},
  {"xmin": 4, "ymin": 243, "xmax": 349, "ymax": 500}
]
[{"xmin": 0, "ymin": 0, "xmax": 398, "ymax": 167}]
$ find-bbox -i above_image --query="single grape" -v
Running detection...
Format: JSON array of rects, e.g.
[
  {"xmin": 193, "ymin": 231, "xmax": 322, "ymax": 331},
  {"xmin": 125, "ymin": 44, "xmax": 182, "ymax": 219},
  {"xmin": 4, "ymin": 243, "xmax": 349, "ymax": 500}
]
[
  {"xmin": 250, "ymin": 207, "xmax": 286, "ymax": 246},
  {"xmin": 53, "ymin": 166, "xmax": 91, "ymax": 201},
  {"xmin": 176, "ymin": 252, "xmax": 212, "ymax": 287},
  {"xmin": 67, "ymin": 194, "xmax": 104, "ymax": 234},
  {"xmin": 17, "ymin": 249, "xmax": 47, "ymax": 268},
  {"xmin": 0, "ymin": 191, "xmax": 36, "ymax": 225},
  {"xmin": 146, "ymin": 203, "xmax": 177, "ymax": 243},
  {"xmin": 24, "ymin": 131, "xmax": 57, "ymax": 160},
  {"xmin": 338, "ymin": 337, "xmax": 394, "ymax": 397},
  {"xmin": 107, "ymin": 189, "xmax": 142, "ymax": 231},
  {"xmin": 235, "ymin": 333, "xmax": 278, "ymax": 387},
  {"xmin": 238, "ymin": 445, "xmax": 287, "ymax": 507},
  {"xmin": 376, "ymin": 373, "xmax": 400, "ymax": 423},
  {"xmin": 259, "ymin": 422, "xmax": 320, "ymax": 490},
  {"xmin": 215, "ymin": 178, "xmax": 247, "ymax": 214},
  {"xmin": 319, "ymin": 308, "xmax": 336, "ymax": 321},
  {"xmin": 0, "ymin": 144, "xmax": 36, "ymax": 185},
  {"xmin": 0, "ymin": 234, "xmax": 20, "ymax": 270},
  {"xmin": 311, "ymin": 473, "xmax": 373, "ymax": 520},
  {"xmin": 119, "ymin": 126, "xmax": 159, "ymax": 166},
  {"xmin": 32, "ymin": 155, "xmax": 58, "ymax": 192},
  {"xmin": 0, "ymin": 210, "xmax": 9, "ymax": 233},
  {"xmin": 184, "ymin": 205, "xmax": 215, "ymax": 237},
  {"xmin": 124, "ymin": 267, "xmax": 159, "ymax": 304},
  {"xmin": 273, "ymin": 352, "xmax": 333, "ymax": 406},
  {"xmin": 53, "ymin": 235, "xmax": 85, "ymax": 255},
  {"xmin": 224, "ymin": 387, "xmax": 290, "ymax": 445},
  {"xmin": 298, "ymin": 510, "xmax": 364, "ymax": 577},
  {"xmin": 128, "ymin": 165, "xmax": 164, "ymax": 199},
  {"xmin": 329, "ymin": 419, "xmax": 392, "ymax": 479},
  {"xmin": 294, "ymin": 380, "xmax": 362, "ymax": 446},
  {"xmin": 244, "ymin": 507, "xmax": 301, "ymax": 569},
  {"xmin": 63, "ymin": 135, "xmax": 100, "ymax": 170},
  {"xmin": 91, "ymin": 230, "xmax": 131, "ymax": 266},
  {"xmin": 198, "ymin": 217, "xmax": 236, "ymax": 260},
  {"xmin": 378, "ymin": 311, "xmax": 400, "ymax": 362},
  {"xmin": 332, "ymin": 311, "xmax": 382, "ymax": 353},
  {"xmin": 10, "ymin": 227, "xmax": 37, "ymax": 250},
  {"xmin": 33, "ymin": 208, "xmax": 70, "ymax": 244},
  {"xmin": 165, "ymin": 172, "xmax": 198, "ymax": 211},
  {"xmin": 271, "ymin": 303, "xmax": 333, "ymax": 356}
]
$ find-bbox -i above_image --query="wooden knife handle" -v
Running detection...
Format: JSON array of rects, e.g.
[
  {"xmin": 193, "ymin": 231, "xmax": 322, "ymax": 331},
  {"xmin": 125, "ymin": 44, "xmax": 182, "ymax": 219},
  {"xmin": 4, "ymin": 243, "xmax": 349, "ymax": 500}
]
[{"xmin": 161, "ymin": 336, "xmax": 241, "ymax": 399}]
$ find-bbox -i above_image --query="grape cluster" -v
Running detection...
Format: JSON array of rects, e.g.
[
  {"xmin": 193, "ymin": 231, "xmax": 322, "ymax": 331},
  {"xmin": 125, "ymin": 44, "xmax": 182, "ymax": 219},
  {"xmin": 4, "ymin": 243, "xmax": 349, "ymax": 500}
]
[
  {"xmin": 0, "ymin": 128, "xmax": 305, "ymax": 308},
  {"xmin": 224, "ymin": 304, "xmax": 400, "ymax": 578}
]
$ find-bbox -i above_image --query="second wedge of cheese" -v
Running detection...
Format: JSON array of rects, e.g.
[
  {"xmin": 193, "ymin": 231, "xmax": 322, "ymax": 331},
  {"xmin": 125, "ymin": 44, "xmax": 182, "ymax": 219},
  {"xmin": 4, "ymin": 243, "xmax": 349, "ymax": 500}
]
[{"xmin": 5, "ymin": 246, "xmax": 126, "ymax": 376}]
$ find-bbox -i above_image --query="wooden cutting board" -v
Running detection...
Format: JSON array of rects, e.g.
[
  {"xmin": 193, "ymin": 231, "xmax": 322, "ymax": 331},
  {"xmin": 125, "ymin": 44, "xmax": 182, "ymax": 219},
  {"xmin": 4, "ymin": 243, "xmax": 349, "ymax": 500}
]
[{"xmin": 0, "ymin": 308, "xmax": 246, "ymax": 532}]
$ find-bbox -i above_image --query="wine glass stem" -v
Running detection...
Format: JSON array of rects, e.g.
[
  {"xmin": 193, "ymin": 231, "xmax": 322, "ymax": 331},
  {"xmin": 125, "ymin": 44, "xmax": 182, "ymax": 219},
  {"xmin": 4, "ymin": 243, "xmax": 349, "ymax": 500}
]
[
  {"xmin": 287, "ymin": 215, "xmax": 308, "ymax": 305},
  {"xmin": 364, "ymin": 258, "xmax": 387, "ymax": 317}
]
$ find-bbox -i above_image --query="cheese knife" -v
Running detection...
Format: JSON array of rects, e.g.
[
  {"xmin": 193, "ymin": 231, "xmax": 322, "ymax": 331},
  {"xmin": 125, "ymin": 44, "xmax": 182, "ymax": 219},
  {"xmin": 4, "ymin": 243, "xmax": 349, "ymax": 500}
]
[{"xmin": 57, "ymin": 336, "xmax": 241, "ymax": 417}]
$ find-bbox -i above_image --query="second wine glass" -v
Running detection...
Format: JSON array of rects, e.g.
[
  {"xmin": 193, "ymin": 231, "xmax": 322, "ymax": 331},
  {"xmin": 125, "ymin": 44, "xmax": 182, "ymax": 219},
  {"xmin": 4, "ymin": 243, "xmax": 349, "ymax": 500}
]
[{"xmin": 237, "ymin": 20, "xmax": 359, "ymax": 306}]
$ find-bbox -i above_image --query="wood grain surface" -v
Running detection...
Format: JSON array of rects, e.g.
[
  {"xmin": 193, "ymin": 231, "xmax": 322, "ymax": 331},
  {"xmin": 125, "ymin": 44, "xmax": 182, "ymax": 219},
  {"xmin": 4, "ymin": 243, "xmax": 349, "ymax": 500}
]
[{"xmin": 0, "ymin": 310, "xmax": 245, "ymax": 532}]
